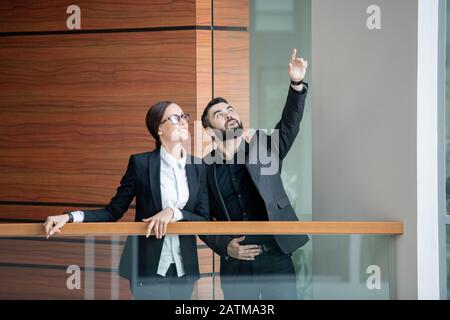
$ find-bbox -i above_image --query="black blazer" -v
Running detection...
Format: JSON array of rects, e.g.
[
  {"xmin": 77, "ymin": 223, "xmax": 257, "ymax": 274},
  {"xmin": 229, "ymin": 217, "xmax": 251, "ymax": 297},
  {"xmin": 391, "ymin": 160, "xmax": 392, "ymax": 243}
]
[
  {"xmin": 200, "ymin": 85, "xmax": 310, "ymax": 257},
  {"xmin": 82, "ymin": 147, "xmax": 209, "ymax": 281}
]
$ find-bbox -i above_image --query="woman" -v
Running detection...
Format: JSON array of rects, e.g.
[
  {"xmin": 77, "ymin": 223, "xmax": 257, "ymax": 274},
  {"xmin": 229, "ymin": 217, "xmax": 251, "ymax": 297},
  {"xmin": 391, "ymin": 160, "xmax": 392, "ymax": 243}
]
[{"xmin": 43, "ymin": 101, "xmax": 209, "ymax": 300}]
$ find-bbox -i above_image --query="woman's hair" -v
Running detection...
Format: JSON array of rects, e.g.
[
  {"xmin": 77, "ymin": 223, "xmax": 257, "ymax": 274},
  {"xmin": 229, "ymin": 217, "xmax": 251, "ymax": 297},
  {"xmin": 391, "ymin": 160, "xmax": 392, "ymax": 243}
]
[{"xmin": 145, "ymin": 100, "xmax": 174, "ymax": 148}]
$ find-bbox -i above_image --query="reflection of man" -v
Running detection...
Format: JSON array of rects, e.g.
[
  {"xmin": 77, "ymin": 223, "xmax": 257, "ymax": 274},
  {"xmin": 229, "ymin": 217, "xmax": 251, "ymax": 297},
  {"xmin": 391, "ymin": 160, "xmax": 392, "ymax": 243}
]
[{"xmin": 199, "ymin": 49, "xmax": 309, "ymax": 300}]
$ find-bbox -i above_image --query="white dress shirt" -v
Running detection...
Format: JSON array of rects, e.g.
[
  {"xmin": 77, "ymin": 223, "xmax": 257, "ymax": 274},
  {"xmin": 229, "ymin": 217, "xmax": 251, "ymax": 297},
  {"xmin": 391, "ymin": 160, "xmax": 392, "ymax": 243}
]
[
  {"xmin": 71, "ymin": 145, "xmax": 189, "ymax": 277},
  {"xmin": 156, "ymin": 145, "xmax": 188, "ymax": 277}
]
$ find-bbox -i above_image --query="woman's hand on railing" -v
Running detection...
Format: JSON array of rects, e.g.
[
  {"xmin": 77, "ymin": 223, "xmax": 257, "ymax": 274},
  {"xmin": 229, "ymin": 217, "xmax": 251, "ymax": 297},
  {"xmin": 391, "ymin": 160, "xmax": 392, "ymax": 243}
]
[
  {"xmin": 43, "ymin": 214, "xmax": 70, "ymax": 239},
  {"xmin": 142, "ymin": 208, "xmax": 174, "ymax": 239}
]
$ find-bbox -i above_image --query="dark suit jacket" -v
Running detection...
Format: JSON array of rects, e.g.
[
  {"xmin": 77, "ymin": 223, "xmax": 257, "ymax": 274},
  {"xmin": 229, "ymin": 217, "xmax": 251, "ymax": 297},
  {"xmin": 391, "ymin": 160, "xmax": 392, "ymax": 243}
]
[
  {"xmin": 82, "ymin": 147, "xmax": 209, "ymax": 281},
  {"xmin": 200, "ymin": 84, "xmax": 310, "ymax": 258}
]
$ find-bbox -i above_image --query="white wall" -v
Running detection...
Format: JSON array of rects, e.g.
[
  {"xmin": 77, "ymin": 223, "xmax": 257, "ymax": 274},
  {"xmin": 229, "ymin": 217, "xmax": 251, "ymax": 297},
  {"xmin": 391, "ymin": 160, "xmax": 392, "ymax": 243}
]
[{"xmin": 312, "ymin": 0, "xmax": 419, "ymax": 299}]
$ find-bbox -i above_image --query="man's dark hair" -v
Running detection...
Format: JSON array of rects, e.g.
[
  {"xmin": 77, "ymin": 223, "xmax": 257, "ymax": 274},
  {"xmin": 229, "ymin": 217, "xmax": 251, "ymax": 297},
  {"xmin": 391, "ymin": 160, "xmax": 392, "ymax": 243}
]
[
  {"xmin": 145, "ymin": 100, "xmax": 174, "ymax": 148},
  {"xmin": 201, "ymin": 97, "xmax": 229, "ymax": 129}
]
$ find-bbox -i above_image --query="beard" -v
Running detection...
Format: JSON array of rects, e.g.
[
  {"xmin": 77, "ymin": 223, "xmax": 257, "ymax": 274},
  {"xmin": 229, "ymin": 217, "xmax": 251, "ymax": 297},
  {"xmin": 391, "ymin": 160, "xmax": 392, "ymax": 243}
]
[{"xmin": 214, "ymin": 118, "xmax": 244, "ymax": 141}]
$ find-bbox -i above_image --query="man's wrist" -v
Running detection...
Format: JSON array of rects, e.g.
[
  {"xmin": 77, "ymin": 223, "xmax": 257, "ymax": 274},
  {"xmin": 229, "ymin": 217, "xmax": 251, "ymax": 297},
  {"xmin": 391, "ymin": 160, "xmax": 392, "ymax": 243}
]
[
  {"xmin": 290, "ymin": 79, "xmax": 304, "ymax": 86},
  {"xmin": 225, "ymin": 238, "xmax": 234, "ymax": 258},
  {"xmin": 290, "ymin": 80, "xmax": 307, "ymax": 93}
]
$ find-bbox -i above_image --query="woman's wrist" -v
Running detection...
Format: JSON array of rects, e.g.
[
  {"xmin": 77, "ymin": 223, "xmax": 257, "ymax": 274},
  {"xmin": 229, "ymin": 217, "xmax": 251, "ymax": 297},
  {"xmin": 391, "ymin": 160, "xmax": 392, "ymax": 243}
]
[
  {"xmin": 63, "ymin": 213, "xmax": 72, "ymax": 223},
  {"xmin": 170, "ymin": 208, "xmax": 175, "ymax": 220}
]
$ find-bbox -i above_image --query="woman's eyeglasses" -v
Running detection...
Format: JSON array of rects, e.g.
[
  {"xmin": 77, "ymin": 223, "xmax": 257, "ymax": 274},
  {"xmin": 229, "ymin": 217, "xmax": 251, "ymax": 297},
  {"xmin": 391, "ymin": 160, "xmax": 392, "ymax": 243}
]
[{"xmin": 161, "ymin": 113, "xmax": 190, "ymax": 125}]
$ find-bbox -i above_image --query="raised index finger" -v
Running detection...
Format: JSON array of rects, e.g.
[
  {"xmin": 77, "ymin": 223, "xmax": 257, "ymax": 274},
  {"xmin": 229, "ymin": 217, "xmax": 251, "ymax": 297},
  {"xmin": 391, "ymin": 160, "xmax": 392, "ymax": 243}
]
[{"xmin": 290, "ymin": 48, "xmax": 297, "ymax": 62}]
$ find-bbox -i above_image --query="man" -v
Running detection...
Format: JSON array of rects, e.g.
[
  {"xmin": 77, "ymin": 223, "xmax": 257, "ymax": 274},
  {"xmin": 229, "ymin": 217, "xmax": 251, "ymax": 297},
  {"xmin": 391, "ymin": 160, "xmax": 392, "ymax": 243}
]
[{"xmin": 199, "ymin": 48, "xmax": 309, "ymax": 300}]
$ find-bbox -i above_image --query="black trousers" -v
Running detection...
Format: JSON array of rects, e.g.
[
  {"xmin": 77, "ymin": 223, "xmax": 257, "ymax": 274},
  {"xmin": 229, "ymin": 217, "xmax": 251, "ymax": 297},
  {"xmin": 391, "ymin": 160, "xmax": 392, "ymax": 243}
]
[
  {"xmin": 220, "ymin": 249, "xmax": 298, "ymax": 300},
  {"xmin": 129, "ymin": 264, "xmax": 195, "ymax": 300}
]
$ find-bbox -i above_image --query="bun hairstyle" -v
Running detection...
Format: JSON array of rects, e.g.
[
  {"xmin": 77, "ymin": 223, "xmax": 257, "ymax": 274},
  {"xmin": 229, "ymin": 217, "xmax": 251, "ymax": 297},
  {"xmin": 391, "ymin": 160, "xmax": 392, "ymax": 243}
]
[{"xmin": 145, "ymin": 101, "xmax": 173, "ymax": 148}]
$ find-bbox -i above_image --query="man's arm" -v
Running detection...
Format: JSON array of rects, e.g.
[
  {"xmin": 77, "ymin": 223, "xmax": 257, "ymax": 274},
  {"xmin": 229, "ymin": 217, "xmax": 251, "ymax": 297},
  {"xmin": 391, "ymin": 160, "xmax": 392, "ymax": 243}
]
[
  {"xmin": 198, "ymin": 199, "xmax": 234, "ymax": 257},
  {"xmin": 199, "ymin": 233, "xmax": 234, "ymax": 258},
  {"xmin": 273, "ymin": 48, "xmax": 309, "ymax": 160}
]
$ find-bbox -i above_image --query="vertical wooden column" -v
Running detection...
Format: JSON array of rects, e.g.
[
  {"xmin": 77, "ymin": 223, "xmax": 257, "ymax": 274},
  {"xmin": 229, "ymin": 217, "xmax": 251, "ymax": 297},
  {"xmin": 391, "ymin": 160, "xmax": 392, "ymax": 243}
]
[
  {"xmin": 193, "ymin": 0, "xmax": 249, "ymax": 159},
  {"xmin": 213, "ymin": 0, "xmax": 249, "ymax": 128},
  {"xmin": 195, "ymin": 0, "xmax": 250, "ymax": 300}
]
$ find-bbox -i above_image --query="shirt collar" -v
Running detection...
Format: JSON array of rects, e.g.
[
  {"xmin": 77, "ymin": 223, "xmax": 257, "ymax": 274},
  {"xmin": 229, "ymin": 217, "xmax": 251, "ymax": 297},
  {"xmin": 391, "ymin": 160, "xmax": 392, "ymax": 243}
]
[
  {"xmin": 211, "ymin": 138, "xmax": 248, "ymax": 165},
  {"xmin": 160, "ymin": 145, "xmax": 186, "ymax": 169}
]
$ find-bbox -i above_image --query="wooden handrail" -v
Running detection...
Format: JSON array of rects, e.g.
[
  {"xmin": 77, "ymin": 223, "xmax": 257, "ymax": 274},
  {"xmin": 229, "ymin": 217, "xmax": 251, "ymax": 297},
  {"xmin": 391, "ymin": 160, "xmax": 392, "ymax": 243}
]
[{"xmin": 0, "ymin": 221, "xmax": 403, "ymax": 236}]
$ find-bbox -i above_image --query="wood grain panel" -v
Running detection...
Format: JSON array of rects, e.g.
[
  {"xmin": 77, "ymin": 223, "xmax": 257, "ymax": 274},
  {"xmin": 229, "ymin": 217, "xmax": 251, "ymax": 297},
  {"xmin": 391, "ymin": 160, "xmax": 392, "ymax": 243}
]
[
  {"xmin": 92, "ymin": 272, "xmax": 133, "ymax": 300},
  {"xmin": 0, "ymin": 0, "xmax": 247, "ymax": 300},
  {"xmin": 213, "ymin": 30, "xmax": 249, "ymax": 128},
  {"xmin": 194, "ymin": 276, "xmax": 224, "ymax": 300},
  {"xmin": 0, "ymin": 266, "xmax": 220, "ymax": 300},
  {"xmin": 0, "ymin": 205, "xmax": 135, "ymax": 222},
  {"xmin": 0, "ymin": 238, "xmax": 86, "ymax": 267},
  {"xmin": 198, "ymin": 248, "xmax": 214, "ymax": 274},
  {"xmin": 213, "ymin": 0, "xmax": 249, "ymax": 27},
  {"xmin": 196, "ymin": 30, "xmax": 213, "ymax": 118},
  {"xmin": 0, "ymin": 31, "xmax": 197, "ymax": 204},
  {"xmin": 196, "ymin": 0, "xmax": 212, "ymax": 26},
  {"xmin": 195, "ymin": 30, "xmax": 214, "ymax": 157},
  {"xmin": 194, "ymin": 276, "xmax": 213, "ymax": 300},
  {"xmin": 0, "ymin": 267, "xmax": 132, "ymax": 299},
  {"xmin": 0, "ymin": 238, "xmax": 215, "ymax": 272},
  {"xmin": 0, "ymin": 237, "xmax": 126, "ymax": 268},
  {"xmin": 0, "ymin": 0, "xmax": 198, "ymax": 33},
  {"xmin": 0, "ymin": 238, "xmax": 216, "ymax": 299},
  {"xmin": 214, "ymin": 275, "xmax": 224, "ymax": 300}
]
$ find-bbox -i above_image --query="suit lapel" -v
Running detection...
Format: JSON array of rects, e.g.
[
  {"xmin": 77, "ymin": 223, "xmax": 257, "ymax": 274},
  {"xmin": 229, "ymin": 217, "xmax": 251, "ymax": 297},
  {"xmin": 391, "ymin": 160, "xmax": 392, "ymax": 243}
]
[
  {"xmin": 244, "ymin": 136, "xmax": 261, "ymax": 188},
  {"xmin": 148, "ymin": 148, "xmax": 162, "ymax": 212},
  {"xmin": 207, "ymin": 165, "xmax": 221, "ymax": 206},
  {"xmin": 184, "ymin": 156, "xmax": 198, "ymax": 211}
]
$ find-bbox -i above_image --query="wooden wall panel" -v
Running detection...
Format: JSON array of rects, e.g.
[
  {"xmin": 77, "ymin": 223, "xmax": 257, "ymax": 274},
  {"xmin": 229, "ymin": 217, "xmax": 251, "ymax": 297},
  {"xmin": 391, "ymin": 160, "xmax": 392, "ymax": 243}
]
[
  {"xmin": 0, "ymin": 0, "xmax": 248, "ymax": 300},
  {"xmin": 195, "ymin": 30, "xmax": 214, "ymax": 157},
  {"xmin": 0, "ymin": 238, "xmax": 214, "ymax": 272},
  {"xmin": 213, "ymin": 0, "xmax": 248, "ymax": 27},
  {"xmin": 0, "ymin": 31, "xmax": 197, "ymax": 204},
  {"xmin": 213, "ymin": 30, "xmax": 249, "ymax": 128},
  {"xmin": 0, "ymin": 0, "xmax": 198, "ymax": 33},
  {"xmin": 194, "ymin": 277, "xmax": 213, "ymax": 299},
  {"xmin": 0, "ymin": 267, "xmax": 132, "ymax": 299},
  {"xmin": 0, "ymin": 238, "xmax": 85, "ymax": 266},
  {"xmin": 0, "ymin": 205, "xmax": 135, "ymax": 222},
  {"xmin": 196, "ymin": 30, "xmax": 213, "ymax": 119},
  {"xmin": 196, "ymin": 0, "xmax": 212, "ymax": 26},
  {"xmin": 0, "ymin": 238, "xmax": 217, "ymax": 299},
  {"xmin": 0, "ymin": 267, "xmax": 226, "ymax": 300}
]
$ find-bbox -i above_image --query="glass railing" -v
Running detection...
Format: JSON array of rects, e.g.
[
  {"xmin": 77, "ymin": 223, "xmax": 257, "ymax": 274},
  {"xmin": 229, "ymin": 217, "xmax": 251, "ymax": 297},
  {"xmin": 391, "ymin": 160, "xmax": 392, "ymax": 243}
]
[
  {"xmin": 0, "ymin": 221, "xmax": 401, "ymax": 300},
  {"xmin": 447, "ymin": 224, "xmax": 450, "ymax": 299}
]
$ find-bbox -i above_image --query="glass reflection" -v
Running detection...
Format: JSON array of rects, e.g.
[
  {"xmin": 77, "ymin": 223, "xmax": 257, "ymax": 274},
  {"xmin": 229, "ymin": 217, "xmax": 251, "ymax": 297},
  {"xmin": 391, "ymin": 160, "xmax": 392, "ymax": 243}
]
[{"xmin": 0, "ymin": 234, "xmax": 391, "ymax": 300}]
